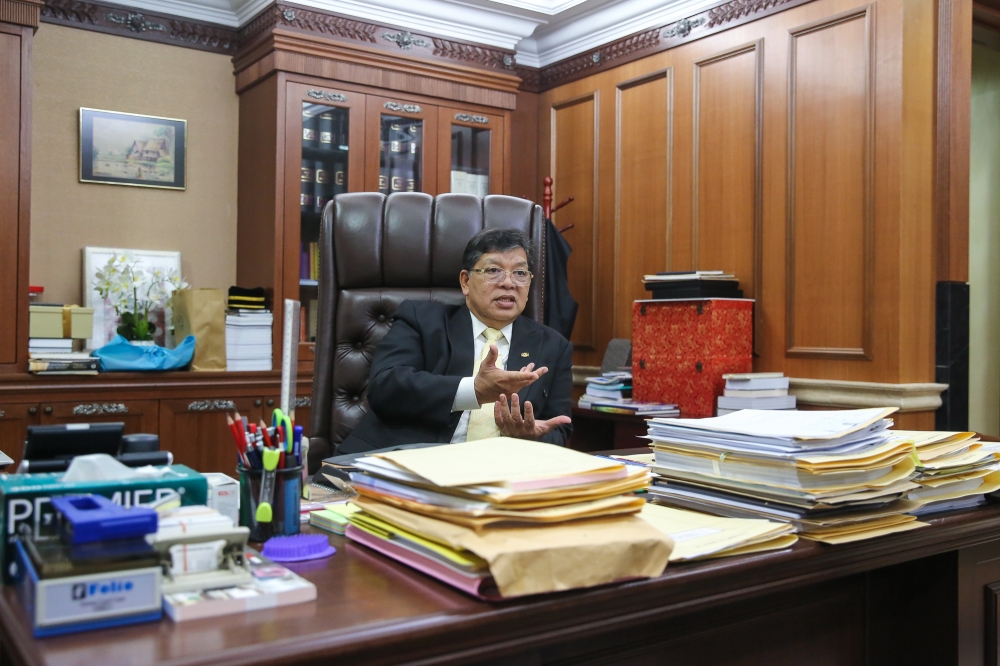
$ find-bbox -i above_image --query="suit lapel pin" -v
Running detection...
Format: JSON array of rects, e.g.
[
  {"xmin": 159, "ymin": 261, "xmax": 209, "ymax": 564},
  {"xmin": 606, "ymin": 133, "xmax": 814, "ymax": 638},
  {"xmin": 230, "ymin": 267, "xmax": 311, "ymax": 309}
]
[{"xmin": 521, "ymin": 352, "xmax": 530, "ymax": 357}]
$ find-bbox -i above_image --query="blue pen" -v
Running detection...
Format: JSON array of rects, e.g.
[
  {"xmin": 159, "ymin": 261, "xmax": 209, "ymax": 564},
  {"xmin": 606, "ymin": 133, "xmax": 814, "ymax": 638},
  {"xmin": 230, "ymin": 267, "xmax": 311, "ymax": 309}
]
[{"xmin": 293, "ymin": 425, "xmax": 303, "ymax": 466}]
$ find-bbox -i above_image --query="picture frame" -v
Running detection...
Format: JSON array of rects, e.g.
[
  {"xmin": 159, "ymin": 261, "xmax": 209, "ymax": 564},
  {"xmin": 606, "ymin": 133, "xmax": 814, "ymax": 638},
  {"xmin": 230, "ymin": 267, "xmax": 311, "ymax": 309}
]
[
  {"xmin": 79, "ymin": 108, "xmax": 186, "ymax": 190},
  {"xmin": 82, "ymin": 247, "xmax": 183, "ymax": 350}
]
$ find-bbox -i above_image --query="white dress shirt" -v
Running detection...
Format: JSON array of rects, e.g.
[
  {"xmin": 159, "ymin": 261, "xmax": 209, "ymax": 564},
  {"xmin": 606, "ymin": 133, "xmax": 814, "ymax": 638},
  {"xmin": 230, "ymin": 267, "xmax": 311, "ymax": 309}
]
[{"xmin": 450, "ymin": 312, "xmax": 514, "ymax": 442}]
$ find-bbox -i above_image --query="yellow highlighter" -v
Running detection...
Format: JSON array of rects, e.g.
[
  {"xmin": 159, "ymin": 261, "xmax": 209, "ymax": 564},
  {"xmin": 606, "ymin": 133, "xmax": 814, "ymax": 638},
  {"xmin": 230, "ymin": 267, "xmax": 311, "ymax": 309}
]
[{"xmin": 256, "ymin": 447, "xmax": 280, "ymax": 524}]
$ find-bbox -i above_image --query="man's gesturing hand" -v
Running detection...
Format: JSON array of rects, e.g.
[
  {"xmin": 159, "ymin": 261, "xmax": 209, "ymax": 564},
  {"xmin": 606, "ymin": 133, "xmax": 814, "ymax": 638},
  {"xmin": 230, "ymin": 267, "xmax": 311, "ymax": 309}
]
[
  {"xmin": 473, "ymin": 344, "xmax": 548, "ymax": 405},
  {"xmin": 495, "ymin": 393, "xmax": 571, "ymax": 440}
]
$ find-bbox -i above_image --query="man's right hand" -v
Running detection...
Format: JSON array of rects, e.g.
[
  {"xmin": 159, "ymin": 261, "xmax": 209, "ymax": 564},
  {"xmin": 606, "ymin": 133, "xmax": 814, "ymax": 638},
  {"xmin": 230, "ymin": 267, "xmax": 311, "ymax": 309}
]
[{"xmin": 474, "ymin": 344, "xmax": 548, "ymax": 405}]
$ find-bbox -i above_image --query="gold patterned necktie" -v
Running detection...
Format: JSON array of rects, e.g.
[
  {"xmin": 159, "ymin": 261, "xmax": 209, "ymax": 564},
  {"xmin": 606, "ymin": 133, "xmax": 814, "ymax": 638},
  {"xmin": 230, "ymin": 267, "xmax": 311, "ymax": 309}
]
[{"xmin": 466, "ymin": 327, "xmax": 503, "ymax": 441}]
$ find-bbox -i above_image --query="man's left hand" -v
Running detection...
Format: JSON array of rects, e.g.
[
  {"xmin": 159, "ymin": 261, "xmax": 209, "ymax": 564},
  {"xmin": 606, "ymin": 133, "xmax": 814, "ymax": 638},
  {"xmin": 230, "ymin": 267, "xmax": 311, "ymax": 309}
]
[{"xmin": 494, "ymin": 393, "xmax": 571, "ymax": 440}]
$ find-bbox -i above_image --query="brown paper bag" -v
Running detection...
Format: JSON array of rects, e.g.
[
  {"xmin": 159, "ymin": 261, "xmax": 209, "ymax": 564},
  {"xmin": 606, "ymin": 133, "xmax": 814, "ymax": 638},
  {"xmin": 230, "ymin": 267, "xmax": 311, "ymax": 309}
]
[{"xmin": 173, "ymin": 289, "xmax": 227, "ymax": 371}]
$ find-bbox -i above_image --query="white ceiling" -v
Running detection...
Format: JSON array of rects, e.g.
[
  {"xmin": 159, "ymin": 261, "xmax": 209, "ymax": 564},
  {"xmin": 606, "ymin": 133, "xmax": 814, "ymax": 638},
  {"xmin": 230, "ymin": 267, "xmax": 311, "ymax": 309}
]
[{"xmin": 113, "ymin": 0, "xmax": 720, "ymax": 67}]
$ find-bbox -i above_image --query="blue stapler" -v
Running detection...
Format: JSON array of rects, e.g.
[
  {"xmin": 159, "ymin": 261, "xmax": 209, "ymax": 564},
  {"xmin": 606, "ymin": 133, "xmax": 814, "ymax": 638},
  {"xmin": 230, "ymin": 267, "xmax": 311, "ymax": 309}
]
[{"xmin": 50, "ymin": 495, "xmax": 158, "ymax": 545}]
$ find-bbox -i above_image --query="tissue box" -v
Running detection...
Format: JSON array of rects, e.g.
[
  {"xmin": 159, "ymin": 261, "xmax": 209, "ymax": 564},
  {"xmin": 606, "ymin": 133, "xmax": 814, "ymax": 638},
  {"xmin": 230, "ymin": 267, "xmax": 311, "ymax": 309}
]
[
  {"xmin": 0, "ymin": 466, "xmax": 207, "ymax": 583},
  {"xmin": 203, "ymin": 473, "xmax": 239, "ymax": 526}
]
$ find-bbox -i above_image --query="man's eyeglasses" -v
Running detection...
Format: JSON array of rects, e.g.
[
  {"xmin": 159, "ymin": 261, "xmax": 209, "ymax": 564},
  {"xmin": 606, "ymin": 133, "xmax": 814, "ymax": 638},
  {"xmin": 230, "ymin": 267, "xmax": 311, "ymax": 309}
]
[{"xmin": 471, "ymin": 267, "xmax": 533, "ymax": 286}]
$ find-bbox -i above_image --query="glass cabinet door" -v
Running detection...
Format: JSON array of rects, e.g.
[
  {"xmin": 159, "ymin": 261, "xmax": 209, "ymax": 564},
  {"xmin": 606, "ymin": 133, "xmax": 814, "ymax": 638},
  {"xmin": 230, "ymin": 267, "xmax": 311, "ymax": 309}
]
[
  {"xmin": 284, "ymin": 83, "xmax": 365, "ymax": 356},
  {"xmin": 365, "ymin": 97, "xmax": 437, "ymax": 193},
  {"xmin": 438, "ymin": 108, "xmax": 505, "ymax": 196}
]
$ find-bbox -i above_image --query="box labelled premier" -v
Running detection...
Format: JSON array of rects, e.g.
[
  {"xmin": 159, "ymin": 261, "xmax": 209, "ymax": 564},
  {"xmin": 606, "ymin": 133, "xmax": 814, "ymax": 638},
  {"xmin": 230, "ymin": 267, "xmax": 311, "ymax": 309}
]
[{"xmin": 204, "ymin": 473, "xmax": 239, "ymax": 526}]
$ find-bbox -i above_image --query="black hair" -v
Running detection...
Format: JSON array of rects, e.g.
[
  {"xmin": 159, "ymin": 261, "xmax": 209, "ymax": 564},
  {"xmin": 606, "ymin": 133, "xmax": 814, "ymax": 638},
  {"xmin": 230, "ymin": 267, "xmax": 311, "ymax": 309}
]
[{"xmin": 462, "ymin": 229, "xmax": 534, "ymax": 272}]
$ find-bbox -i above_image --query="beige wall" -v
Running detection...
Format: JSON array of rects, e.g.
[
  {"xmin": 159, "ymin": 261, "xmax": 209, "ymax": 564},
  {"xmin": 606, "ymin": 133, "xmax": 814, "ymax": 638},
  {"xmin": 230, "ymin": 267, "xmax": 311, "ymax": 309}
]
[
  {"xmin": 30, "ymin": 24, "xmax": 238, "ymax": 305},
  {"xmin": 970, "ymin": 33, "xmax": 1000, "ymax": 436}
]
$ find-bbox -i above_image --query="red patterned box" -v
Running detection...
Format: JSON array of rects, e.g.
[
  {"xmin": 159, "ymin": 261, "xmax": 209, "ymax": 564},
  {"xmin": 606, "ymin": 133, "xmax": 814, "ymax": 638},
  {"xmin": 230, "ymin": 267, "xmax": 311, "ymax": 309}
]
[{"xmin": 632, "ymin": 299, "xmax": 753, "ymax": 418}]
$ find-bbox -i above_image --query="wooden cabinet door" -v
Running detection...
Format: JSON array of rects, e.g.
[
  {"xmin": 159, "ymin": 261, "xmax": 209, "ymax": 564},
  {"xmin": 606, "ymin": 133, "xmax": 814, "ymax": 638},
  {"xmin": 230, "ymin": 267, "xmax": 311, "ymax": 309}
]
[
  {"xmin": 39, "ymin": 400, "xmax": 159, "ymax": 434},
  {"xmin": 364, "ymin": 94, "xmax": 439, "ymax": 194},
  {"xmin": 437, "ymin": 107, "xmax": 506, "ymax": 196},
  {"xmin": 284, "ymin": 81, "xmax": 367, "ymax": 366},
  {"xmin": 0, "ymin": 403, "xmax": 39, "ymax": 470},
  {"xmin": 159, "ymin": 397, "xmax": 259, "ymax": 475}
]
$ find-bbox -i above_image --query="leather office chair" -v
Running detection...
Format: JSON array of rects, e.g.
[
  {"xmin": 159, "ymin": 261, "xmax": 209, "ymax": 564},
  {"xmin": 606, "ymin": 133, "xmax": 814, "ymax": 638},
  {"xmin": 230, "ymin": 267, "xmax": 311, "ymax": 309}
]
[{"xmin": 308, "ymin": 192, "xmax": 546, "ymax": 470}]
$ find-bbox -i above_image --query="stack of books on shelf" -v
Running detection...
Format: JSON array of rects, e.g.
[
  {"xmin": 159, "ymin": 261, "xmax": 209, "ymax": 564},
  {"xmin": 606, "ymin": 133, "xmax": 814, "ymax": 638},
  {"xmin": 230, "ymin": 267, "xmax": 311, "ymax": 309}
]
[
  {"xmin": 226, "ymin": 286, "xmax": 267, "ymax": 311},
  {"xmin": 643, "ymin": 270, "xmax": 743, "ymax": 300},
  {"xmin": 225, "ymin": 310, "xmax": 273, "ymax": 372},
  {"xmin": 343, "ymin": 438, "xmax": 672, "ymax": 599},
  {"xmin": 300, "ymin": 242, "xmax": 320, "ymax": 285},
  {"xmin": 892, "ymin": 430, "xmax": 1000, "ymax": 516},
  {"xmin": 644, "ymin": 407, "xmax": 931, "ymax": 544},
  {"xmin": 579, "ymin": 371, "xmax": 678, "ymax": 417},
  {"xmin": 28, "ymin": 350, "xmax": 99, "ymax": 375},
  {"xmin": 717, "ymin": 372, "xmax": 796, "ymax": 415}
]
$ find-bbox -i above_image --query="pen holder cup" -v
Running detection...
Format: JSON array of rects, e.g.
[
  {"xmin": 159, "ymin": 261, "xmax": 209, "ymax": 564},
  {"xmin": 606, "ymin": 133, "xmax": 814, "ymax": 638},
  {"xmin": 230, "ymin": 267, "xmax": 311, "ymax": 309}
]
[{"xmin": 237, "ymin": 464, "xmax": 302, "ymax": 541}]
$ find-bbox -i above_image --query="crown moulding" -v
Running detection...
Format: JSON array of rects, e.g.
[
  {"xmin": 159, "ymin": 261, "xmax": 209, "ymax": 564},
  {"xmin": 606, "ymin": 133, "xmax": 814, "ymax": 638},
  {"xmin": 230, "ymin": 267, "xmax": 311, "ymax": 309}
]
[
  {"xmin": 39, "ymin": 0, "xmax": 238, "ymax": 52},
  {"xmin": 519, "ymin": 0, "xmax": 818, "ymax": 92}
]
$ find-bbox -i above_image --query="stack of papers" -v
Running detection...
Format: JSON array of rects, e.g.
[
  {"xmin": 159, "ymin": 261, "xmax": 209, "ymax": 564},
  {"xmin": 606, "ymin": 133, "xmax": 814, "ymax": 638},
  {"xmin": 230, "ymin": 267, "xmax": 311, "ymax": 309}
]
[
  {"xmin": 309, "ymin": 503, "xmax": 358, "ymax": 535},
  {"xmin": 225, "ymin": 311, "xmax": 273, "ymax": 371},
  {"xmin": 345, "ymin": 438, "xmax": 673, "ymax": 598},
  {"xmin": 639, "ymin": 503, "xmax": 797, "ymax": 560},
  {"xmin": 579, "ymin": 371, "xmax": 679, "ymax": 416},
  {"xmin": 645, "ymin": 408, "xmax": 930, "ymax": 544},
  {"xmin": 892, "ymin": 431, "xmax": 1000, "ymax": 515},
  {"xmin": 718, "ymin": 372, "xmax": 796, "ymax": 414}
]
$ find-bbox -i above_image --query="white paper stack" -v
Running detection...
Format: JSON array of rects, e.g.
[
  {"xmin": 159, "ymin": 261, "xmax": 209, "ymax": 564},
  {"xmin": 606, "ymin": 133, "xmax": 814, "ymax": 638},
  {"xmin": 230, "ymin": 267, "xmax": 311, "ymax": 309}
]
[
  {"xmin": 225, "ymin": 310, "xmax": 273, "ymax": 371},
  {"xmin": 645, "ymin": 408, "xmax": 931, "ymax": 544},
  {"xmin": 891, "ymin": 430, "xmax": 1000, "ymax": 515}
]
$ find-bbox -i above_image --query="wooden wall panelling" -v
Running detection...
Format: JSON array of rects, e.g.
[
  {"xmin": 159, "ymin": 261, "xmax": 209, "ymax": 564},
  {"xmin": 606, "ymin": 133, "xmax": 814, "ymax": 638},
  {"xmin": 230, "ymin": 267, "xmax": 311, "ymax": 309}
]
[
  {"xmin": 615, "ymin": 69, "xmax": 672, "ymax": 341},
  {"xmin": 692, "ymin": 42, "xmax": 763, "ymax": 352},
  {"xmin": 159, "ymin": 397, "xmax": 261, "ymax": 475},
  {"xmin": 0, "ymin": 23, "xmax": 30, "ymax": 372},
  {"xmin": 510, "ymin": 91, "xmax": 539, "ymax": 201},
  {"xmin": 237, "ymin": 74, "xmax": 281, "ymax": 368},
  {"xmin": 935, "ymin": 0, "xmax": 972, "ymax": 283},
  {"xmin": 550, "ymin": 92, "xmax": 600, "ymax": 361},
  {"xmin": 785, "ymin": 6, "xmax": 875, "ymax": 360},
  {"xmin": 0, "ymin": 403, "xmax": 38, "ymax": 470}
]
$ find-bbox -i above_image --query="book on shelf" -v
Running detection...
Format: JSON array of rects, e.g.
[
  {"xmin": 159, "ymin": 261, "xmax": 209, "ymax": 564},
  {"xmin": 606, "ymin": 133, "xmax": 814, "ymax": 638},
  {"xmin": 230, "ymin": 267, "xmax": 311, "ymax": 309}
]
[
  {"xmin": 717, "ymin": 395, "xmax": 797, "ymax": 410},
  {"xmin": 585, "ymin": 384, "xmax": 632, "ymax": 401},
  {"xmin": 29, "ymin": 358, "xmax": 100, "ymax": 375},
  {"xmin": 28, "ymin": 338, "xmax": 74, "ymax": 351},
  {"xmin": 718, "ymin": 372, "xmax": 795, "ymax": 412},
  {"xmin": 722, "ymin": 373, "xmax": 790, "ymax": 391}
]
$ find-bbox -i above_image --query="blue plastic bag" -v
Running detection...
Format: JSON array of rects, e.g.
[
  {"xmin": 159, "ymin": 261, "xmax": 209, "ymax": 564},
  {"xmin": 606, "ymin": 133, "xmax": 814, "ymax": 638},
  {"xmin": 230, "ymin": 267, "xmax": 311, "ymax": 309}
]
[{"xmin": 92, "ymin": 335, "xmax": 196, "ymax": 372}]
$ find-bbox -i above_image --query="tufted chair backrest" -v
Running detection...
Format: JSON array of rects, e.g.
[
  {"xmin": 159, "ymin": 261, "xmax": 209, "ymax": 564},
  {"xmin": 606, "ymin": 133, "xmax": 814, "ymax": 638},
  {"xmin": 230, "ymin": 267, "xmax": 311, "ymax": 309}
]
[{"xmin": 307, "ymin": 192, "xmax": 546, "ymax": 470}]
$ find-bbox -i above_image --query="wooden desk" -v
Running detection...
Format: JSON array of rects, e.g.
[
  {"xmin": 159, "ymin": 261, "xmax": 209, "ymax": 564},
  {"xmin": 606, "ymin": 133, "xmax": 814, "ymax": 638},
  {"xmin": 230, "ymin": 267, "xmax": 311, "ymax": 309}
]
[
  {"xmin": 568, "ymin": 407, "xmax": 648, "ymax": 451},
  {"xmin": 4, "ymin": 498, "xmax": 1000, "ymax": 665}
]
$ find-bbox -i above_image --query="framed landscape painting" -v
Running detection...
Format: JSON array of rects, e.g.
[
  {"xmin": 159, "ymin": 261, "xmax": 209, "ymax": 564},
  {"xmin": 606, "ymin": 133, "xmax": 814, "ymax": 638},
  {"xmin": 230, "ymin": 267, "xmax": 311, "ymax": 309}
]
[{"xmin": 79, "ymin": 108, "xmax": 186, "ymax": 190}]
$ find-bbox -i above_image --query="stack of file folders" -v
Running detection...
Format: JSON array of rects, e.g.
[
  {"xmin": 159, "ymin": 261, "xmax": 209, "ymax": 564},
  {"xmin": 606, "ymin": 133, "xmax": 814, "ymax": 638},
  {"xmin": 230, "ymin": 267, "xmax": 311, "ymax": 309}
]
[
  {"xmin": 643, "ymin": 270, "xmax": 743, "ymax": 300},
  {"xmin": 344, "ymin": 438, "xmax": 674, "ymax": 599},
  {"xmin": 645, "ymin": 407, "xmax": 931, "ymax": 544},
  {"xmin": 892, "ymin": 431, "xmax": 1000, "ymax": 515}
]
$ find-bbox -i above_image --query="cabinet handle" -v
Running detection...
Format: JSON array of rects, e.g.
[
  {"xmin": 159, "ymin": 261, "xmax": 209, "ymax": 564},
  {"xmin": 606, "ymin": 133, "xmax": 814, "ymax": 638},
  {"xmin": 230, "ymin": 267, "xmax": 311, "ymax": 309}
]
[
  {"xmin": 255, "ymin": 399, "xmax": 262, "ymax": 407},
  {"xmin": 188, "ymin": 400, "xmax": 236, "ymax": 412},
  {"xmin": 454, "ymin": 113, "xmax": 489, "ymax": 125},
  {"xmin": 44, "ymin": 406, "xmax": 52, "ymax": 415},
  {"xmin": 383, "ymin": 101, "xmax": 422, "ymax": 114},
  {"xmin": 267, "ymin": 399, "xmax": 275, "ymax": 407},
  {"xmin": 0, "ymin": 409, "xmax": 4, "ymax": 418},
  {"xmin": 294, "ymin": 396, "xmax": 312, "ymax": 408},
  {"xmin": 307, "ymin": 89, "xmax": 347, "ymax": 103},
  {"xmin": 73, "ymin": 403, "xmax": 128, "ymax": 416},
  {"xmin": 28, "ymin": 407, "xmax": 37, "ymax": 416}
]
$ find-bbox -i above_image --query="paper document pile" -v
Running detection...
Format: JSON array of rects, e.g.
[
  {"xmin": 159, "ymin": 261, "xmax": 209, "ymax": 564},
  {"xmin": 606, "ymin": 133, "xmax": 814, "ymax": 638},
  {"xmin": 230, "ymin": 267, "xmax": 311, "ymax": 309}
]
[
  {"xmin": 892, "ymin": 431, "xmax": 1000, "ymax": 515},
  {"xmin": 639, "ymin": 503, "xmax": 797, "ymax": 560},
  {"xmin": 645, "ymin": 408, "xmax": 930, "ymax": 544},
  {"xmin": 345, "ymin": 438, "xmax": 673, "ymax": 598}
]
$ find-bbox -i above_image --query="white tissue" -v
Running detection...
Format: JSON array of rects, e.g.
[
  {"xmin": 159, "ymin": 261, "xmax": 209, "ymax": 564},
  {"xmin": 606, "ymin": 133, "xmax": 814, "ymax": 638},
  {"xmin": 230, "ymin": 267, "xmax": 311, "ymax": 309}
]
[{"xmin": 62, "ymin": 453, "xmax": 174, "ymax": 482}]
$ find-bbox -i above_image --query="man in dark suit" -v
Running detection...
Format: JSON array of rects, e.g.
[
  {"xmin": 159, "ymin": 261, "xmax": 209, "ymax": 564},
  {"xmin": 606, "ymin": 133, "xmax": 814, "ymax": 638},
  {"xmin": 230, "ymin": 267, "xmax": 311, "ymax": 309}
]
[{"xmin": 338, "ymin": 228, "xmax": 573, "ymax": 454}]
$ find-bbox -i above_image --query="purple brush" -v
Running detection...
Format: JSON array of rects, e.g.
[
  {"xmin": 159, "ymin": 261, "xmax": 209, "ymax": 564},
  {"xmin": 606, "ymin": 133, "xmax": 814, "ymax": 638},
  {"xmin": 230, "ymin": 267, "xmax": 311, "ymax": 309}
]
[{"xmin": 262, "ymin": 534, "xmax": 336, "ymax": 562}]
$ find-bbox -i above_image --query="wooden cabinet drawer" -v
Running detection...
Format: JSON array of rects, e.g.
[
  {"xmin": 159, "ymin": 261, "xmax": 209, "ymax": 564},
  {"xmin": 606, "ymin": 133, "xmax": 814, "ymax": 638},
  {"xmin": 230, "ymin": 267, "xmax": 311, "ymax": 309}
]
[
  {"xmin": 0, "ymin": 404, "xmax": 40, "ymax": 470},
  {"xmin": 159, "ymin": 397, "xmax": 260, "ymax": 475},
  {"xmin": 38, "ymin": 400, "xmax": 159, "ymax": 434}
]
